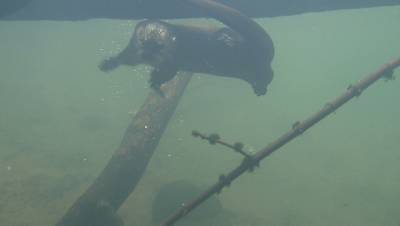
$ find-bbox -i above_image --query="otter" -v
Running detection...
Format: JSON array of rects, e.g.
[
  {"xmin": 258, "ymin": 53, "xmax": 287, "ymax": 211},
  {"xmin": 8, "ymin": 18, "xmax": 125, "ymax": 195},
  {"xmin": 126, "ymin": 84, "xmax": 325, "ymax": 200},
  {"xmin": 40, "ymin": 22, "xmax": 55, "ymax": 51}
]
[{"xmin": 99, "ymin": 0, "xmax": 274, "ymax": 96}]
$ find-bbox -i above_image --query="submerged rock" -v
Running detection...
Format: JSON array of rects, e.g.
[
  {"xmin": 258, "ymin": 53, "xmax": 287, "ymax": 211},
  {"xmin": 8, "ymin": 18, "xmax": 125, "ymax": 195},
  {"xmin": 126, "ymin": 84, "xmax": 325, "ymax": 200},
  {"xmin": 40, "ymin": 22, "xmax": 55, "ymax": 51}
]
[{"xmin": 152, "ymin": 180, "xmax": 222, "ymax": 225}]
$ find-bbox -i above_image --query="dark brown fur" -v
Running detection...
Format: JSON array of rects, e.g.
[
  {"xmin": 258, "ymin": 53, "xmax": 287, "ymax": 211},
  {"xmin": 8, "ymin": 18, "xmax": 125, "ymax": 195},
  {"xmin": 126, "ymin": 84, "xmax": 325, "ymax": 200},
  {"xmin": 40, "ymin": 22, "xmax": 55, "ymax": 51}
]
[{"xmin": 99, "ymin": 0, "xmax": 274, "ymax": 96}]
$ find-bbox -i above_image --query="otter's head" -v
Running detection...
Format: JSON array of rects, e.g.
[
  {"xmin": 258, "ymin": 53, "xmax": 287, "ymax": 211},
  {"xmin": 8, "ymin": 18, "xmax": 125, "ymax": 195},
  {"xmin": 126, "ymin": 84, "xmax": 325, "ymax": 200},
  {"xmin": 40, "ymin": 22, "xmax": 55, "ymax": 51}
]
[{"xmin": 249, "ymin": 66, "xmax": 274, "ymax": 96}]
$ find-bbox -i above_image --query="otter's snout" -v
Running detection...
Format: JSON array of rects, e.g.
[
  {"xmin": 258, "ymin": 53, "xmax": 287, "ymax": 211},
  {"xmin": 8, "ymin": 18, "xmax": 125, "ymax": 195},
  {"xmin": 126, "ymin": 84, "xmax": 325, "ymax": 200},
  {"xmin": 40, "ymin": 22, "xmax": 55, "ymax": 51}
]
[{"xmin": 250, "ymin": 67, "xmax": 274, "ymax": 96}]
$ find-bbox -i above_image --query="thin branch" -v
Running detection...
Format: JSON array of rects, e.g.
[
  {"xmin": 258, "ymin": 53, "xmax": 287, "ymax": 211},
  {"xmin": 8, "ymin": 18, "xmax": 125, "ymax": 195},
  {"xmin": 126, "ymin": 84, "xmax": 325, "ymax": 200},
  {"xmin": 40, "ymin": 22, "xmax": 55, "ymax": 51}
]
[
  {"xmin": 161, "ymin": 58, "xmax": 400, "ymax": 226},
  {"xmin": 191, "ymin": 130, "xmax": 251, "ymax": 158}
]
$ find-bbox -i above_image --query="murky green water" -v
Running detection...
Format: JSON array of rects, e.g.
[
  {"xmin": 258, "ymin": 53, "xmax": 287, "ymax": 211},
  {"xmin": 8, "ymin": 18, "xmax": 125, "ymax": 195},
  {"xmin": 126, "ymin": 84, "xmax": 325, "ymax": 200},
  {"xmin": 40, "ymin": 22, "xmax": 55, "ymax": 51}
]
[{"xmin": 1, "ymin": 6, "xmax": 399, "ymax": 226}]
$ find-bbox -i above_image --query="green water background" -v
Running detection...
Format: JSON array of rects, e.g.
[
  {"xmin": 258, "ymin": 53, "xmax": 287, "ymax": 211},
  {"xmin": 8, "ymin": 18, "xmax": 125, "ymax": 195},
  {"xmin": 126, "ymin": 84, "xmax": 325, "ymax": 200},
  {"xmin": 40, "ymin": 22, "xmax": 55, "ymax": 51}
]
[{"xmin": 0, "ymin": 6, "xmax": 399, "ymax": 226}]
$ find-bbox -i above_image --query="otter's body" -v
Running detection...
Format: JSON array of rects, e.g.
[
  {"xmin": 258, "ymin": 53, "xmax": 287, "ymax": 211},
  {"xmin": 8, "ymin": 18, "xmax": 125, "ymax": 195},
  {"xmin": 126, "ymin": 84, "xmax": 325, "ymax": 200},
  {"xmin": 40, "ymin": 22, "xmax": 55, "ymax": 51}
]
[{"xmin": 99, "ymin": 0, "xmax": 274, "ymax": 96}]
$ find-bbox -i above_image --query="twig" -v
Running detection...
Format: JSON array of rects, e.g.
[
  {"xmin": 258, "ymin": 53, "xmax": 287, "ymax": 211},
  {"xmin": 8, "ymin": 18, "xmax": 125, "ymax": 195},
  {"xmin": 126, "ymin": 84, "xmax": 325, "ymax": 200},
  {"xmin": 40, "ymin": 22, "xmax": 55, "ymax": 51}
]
[
  {"xmin": 191, "ymin": 130, "xmax": 251, "ymax": 158},
  {"xmin": 161, "ymin": 58, "xmax": 400, "ymax": 226}
]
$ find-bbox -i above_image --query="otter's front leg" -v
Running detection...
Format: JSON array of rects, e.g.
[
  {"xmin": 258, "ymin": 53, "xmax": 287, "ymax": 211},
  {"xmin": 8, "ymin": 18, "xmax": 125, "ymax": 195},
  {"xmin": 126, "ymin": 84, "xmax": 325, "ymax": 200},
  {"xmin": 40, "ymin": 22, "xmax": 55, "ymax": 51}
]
[{"xmin": 149, "ymin": 63, "xmax": 178, "ymax": 96}]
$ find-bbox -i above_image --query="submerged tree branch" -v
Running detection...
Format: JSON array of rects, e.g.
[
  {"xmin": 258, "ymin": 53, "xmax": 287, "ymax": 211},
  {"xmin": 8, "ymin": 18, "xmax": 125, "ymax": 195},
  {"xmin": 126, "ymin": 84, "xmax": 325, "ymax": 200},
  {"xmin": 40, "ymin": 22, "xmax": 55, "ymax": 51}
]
[
  {"xmin": 161, "ymin": 58, "xmax": 400, "ymax": 226},
  {"xmin": 56, "ymin": 73, "xmax": 192, "ymax": 226}
]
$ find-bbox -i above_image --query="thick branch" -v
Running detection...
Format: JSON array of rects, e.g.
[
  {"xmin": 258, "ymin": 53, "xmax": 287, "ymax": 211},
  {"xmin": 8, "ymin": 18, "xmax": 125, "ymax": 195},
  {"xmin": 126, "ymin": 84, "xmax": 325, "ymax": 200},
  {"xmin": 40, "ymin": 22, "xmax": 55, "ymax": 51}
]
[{"xmin": 56, "ymin": 73, "xmax": 192, "ymax": 226}]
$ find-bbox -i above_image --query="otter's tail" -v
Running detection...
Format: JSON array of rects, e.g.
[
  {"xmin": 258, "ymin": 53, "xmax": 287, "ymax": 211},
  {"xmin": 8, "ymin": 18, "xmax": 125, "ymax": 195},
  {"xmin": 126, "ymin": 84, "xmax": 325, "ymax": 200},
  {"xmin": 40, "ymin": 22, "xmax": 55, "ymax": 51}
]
[{"xmin": 179, "ymin": 0, "xmax": 274, "ymax": 58}]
